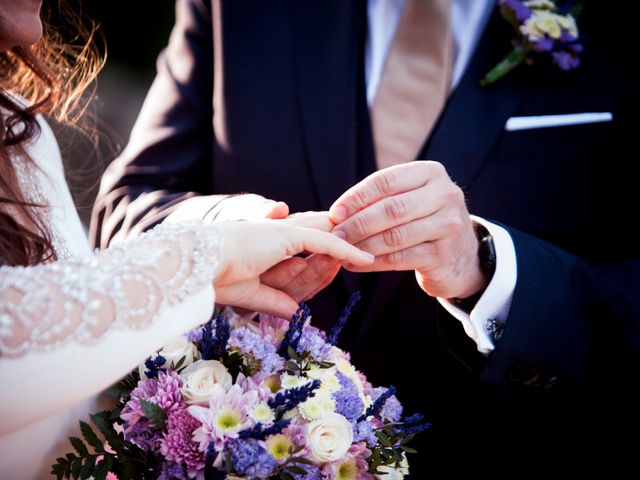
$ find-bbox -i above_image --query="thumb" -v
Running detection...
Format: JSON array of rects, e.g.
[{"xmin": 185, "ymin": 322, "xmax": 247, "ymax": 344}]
[{"xmin": 263, "ymin": 200, "xmax": 290, "ymax": 219}]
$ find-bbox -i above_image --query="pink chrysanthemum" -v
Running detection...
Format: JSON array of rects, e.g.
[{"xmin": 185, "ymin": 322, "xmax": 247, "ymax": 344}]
[
  {"xmin": 188, "ymin": 383, "xmax": 259, "ymax": 453},
  {"xmin": 160, "ymin": 406, "xmax": 205, "ymax": 477},
  {"xmin": 321, "ymin": 442, "xmax": 373, "ymax": 480}
]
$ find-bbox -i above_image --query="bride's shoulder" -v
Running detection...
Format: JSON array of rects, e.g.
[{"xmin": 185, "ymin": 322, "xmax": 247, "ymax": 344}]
[{"xmin": 1, "ymin": 94, "xmax": 63, "ymax": 172}]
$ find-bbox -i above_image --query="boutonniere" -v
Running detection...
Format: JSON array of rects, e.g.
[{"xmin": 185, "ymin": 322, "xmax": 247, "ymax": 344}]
[{"xmin": 481, "ymin": 0, "xmax": 583, "ymax": 86}]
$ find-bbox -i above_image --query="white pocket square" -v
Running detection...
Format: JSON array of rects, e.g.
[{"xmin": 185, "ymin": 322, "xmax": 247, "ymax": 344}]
[{"xmin": 505, "ymin": 112, "xmax": 613, "ymax": 131}]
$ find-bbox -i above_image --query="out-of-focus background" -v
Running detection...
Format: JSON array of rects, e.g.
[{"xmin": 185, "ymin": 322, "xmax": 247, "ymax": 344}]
[{"xmin": 57, "ymin": 1, "xmax": 176, "ymax": 225}]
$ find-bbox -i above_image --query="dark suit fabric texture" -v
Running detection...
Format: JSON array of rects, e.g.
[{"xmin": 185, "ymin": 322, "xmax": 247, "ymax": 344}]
[{"xmin": 92, "ymin": 0, "xmax": 640, "ymax": 474}]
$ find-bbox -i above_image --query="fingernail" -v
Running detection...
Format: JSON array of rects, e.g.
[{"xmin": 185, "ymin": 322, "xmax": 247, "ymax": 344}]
[
  {"xmin": 333, "ymin": 229, "xmax": 346, "ymax": 240},
  {"xmin": 362, "ymin": 252, "xmax": 375, "ymax": 262},
  {"xmin": 332, "ymin": 205, "xmax": 347, "ymax": 223}
]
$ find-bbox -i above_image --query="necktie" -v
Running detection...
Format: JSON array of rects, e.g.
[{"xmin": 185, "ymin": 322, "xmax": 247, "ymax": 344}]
[{"xmin": 372, "ymin": 0, "xmax": 453, "ymax": 170}]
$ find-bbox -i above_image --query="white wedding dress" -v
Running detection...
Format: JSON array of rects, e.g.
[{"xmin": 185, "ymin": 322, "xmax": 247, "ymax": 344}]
[{"xmin": 0, "ymin": 116, "xmax": 220, "ymax": 478}]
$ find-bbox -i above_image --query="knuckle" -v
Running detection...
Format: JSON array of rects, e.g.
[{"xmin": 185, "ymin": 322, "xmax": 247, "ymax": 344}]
[
  {"xmin": 383, "ymin": 226, "xmax": 406, "ymax": 249},
  {"xmin": 383, "ymin": 197, "xmax": 409, "ymax": 222},
  {"xmin": 386, "ymin": 249, "xmax": 405, "ymax": 267},
  {"xmin": 374, "ymin": 170, "xmax": 397, "ymax": 196},
  {"xmin": 444, "ymin": 216, "xmax": 464, "ymax": 235},
  {"xmin": 425, "ymin": 160, "xmax": 447, "ymax": 177},
  {"xmin": 446, "ymin": 185, "xmax": 465, "ymax": 204},
  {"xmin": 349, "ymin": 187, "xmax": 370, "ymax": 210},
  {"xmin": 351, "ymin": 214, "xmax": 370, "ymax": 238}
]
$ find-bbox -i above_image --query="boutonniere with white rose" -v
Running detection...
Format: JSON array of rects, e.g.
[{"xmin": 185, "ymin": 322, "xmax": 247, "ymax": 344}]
[{"xmin": 481, "ymin": 0, "xmax": 584, "ymax": 86}]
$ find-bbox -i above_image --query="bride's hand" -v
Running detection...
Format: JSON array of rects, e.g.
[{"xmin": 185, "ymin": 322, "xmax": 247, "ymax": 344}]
[{"xmin": 212, "ymin": 218, "xmax": 373, "ymax": 318}]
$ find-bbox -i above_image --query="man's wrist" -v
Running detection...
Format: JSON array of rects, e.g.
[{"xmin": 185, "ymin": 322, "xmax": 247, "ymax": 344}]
[{"xmin": 452, "ymin": 223, "xmax": 496, "ymax": 311}]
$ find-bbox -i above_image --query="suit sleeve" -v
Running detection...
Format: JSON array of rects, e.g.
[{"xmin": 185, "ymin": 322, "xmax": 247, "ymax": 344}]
[
  {"xmin": 479, "ymin": 227, "xmax": 640, "ymax": 392},
  {"xmin": 90, "ymin": 0, "xmax": 219, "ymax": 248}
]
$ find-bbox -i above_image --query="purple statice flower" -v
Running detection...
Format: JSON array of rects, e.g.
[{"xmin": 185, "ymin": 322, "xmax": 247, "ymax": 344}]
[
  {"xmin": 369, "ymin": 387, "xmax": 403, "ymax": 423},
  {"xmin": 161, "ymin": 406, "xmax": 205, "ymax": 477},
  {"xmin": 552, "ymin": 50, "xmax": 580, "ymax": 70},
  {"xmin": 530, "ymin": 36, "xmax": 553, "ymax": 52},
  {"xmin": 295, "ymin": 329, "xmax": 331, "ymax": 362},
  {"xmin": 333, "ymin": 372, "xmax": 364, "ymax": 422},
  {"xmin": 499, "ymin": 0, "xmax": 532, "ymax": 23},
  {"xmin": 125, "ymin": 420, "xmax": 159, "ymax": 451},
  {"xmin": 353, "ymin": 420, "xmax": 377, "ymax": 448},
  {"xmin": 186, "ymin": 326, "xmax": 204, "ymax": 343},
  {"xmin": 291, "ymin": 463, "xmax": 322, "ymax": 480},
  {"xmin": 227, "ymin": 438, "xmax": 278, "ymax": 478},
  {"xmin": 229, "ymin": 327, "xmax": 284, "ymax": 376},
  {"xmin": 158, "ymin": 461, "xmax": 189, "ymax": 480}
]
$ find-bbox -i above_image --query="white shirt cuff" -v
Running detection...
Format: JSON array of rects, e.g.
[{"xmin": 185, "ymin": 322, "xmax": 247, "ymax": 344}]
[{"xmin": 437, "ymin": 216, "xmax": 517, "ymax": 355}]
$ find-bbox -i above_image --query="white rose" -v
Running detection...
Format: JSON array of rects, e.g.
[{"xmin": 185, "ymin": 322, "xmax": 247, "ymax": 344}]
[
  {"xmin": 161, "ymin": 335, "xmax": 199, "ymax": 367},
  {"xmin": 306, "ymin": 412, "xmax": 353, "ymax": 463},
  {"xmin": 180, "ymin": 359, "xmax": 233, "ymax": 404},
  {"xmin": 374, "ymin": 454, "xmax": 410, "ymax": 480},
  {"xmin": 138, "ymin": 335, "xmax": 199, "ymax": 379}
]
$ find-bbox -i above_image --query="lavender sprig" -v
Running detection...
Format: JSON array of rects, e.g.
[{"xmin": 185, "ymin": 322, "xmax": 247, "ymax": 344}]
[
  {"xmin": 278, "ymin": 304, "xmax": 310, "ymax": 358},
  {"xmin": 239, "ymin": 419, "xmax": 291, "ymax": 440},
  {"xmin": 201, "ymin": 313, "xmax": 230, "ymax": 360},
  {"xmin": 358, "ymin": 385, "xmax": 397, "ymax": 422},
  {"xmin": 269, "ymin": 379, "xmax": 321, "ymax": 421},
  {"xmin": 327, "ymin": 291, "xmax": 362, "ymax": 346}
]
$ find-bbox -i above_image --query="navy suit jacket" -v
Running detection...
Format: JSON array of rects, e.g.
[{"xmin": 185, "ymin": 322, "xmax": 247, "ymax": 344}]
[{"xmin": 92, "ymin": 0, "xmax": 640, "ymax": 473}]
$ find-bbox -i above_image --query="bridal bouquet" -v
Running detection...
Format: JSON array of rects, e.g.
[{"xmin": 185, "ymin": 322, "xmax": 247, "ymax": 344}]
[{"xmin": 53, "ymin": 295, "xmax": 429, "ymax": 479}]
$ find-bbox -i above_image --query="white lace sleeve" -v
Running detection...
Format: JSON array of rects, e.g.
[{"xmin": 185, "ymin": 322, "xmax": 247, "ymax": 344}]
[{"xmin": 0, "ymin": 221, "xmax": 221, "ymax": 435}]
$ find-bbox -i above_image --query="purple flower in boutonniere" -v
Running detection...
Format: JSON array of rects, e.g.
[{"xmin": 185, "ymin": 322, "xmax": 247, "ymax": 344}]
[{"xmin": 481, "ymin": 0, "xmax": 584, "ymax": 86}]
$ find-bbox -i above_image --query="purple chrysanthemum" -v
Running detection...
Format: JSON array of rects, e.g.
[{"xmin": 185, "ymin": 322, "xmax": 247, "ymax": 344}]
[
  {"xmin": 295, "ymin": 330, "xmax": 331, "ymax": 362},
  {"xmin": 154, "ymin": 371, "xmax": 184, "ymax": 411},
  {"xmin": 227, "ymin": 438, "xmax": 278, "ymax": 478},
  {"xmin": 353, "ymin": 420, "xmax": 377, "ymax": 448},
  {"xmin": 161, "ymin": 406, "xmax": 205, "ymax": 476},
  {"xmin": 333, "ymin": 373, "xmax": 364, "ymax": 422},
  {"xmin": 121, "ymin": 371, "xmax": 185, "ymax": 452},
  {"xmin": 229, "ymin": 327, "xmax": 284, "ymax": 376}
]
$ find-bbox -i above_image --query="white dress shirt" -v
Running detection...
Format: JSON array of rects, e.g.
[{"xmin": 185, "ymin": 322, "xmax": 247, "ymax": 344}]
[{"xmin": 365, "ymin": 0, "xmax": 517, "ymax": 354}]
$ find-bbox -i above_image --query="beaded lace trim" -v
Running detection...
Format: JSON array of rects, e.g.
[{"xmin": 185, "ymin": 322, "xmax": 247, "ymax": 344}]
[
  {"xmin": 0, "ymin": 221, "xmax": 220, "ymax": 358},
  {"xmin": 13, "ymin": 154, "xmax": 73, "ymax": 261}
]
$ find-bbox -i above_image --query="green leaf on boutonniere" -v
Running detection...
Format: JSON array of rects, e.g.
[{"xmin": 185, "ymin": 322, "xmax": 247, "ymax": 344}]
[{"xmin": 480, "ymin": 45, "xmax": 530, "ymax": 86}]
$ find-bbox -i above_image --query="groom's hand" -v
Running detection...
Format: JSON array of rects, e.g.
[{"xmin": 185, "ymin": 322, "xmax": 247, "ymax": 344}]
[{"xmin": 329, "ymin": 161, "xmax": 487, "ymax": 299}]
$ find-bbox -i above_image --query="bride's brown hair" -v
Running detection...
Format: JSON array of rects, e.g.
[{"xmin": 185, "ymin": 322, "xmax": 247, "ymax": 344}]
[{"xmin": 0, "ymin": 2, "xmax": 104, "ymax": 266}]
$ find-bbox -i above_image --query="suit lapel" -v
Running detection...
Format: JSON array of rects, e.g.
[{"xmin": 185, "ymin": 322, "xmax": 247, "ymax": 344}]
[
  {"xmin": 289, "ymin": 1, "xmax": 363, "ymax": 210},
  {"xmin": 356, "ymin": 6, "xmax": 531, "ymax": 345}
]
